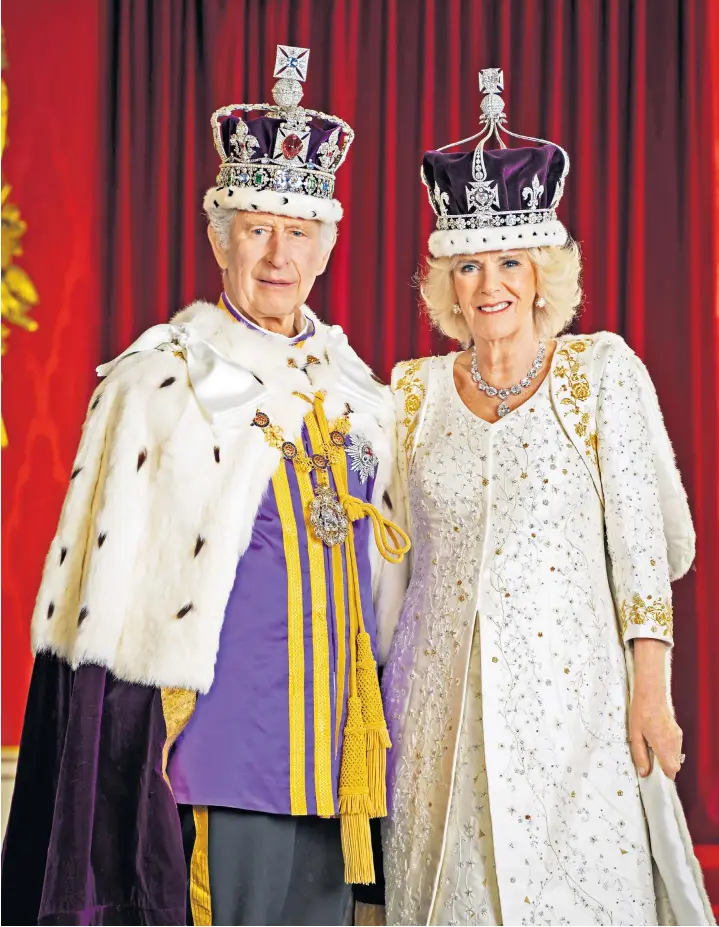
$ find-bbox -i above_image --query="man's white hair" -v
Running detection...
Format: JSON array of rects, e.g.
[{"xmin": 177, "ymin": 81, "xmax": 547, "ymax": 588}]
[{"xmin": 206, "ymin": 205, "xmax": 337, "ymax": 251}]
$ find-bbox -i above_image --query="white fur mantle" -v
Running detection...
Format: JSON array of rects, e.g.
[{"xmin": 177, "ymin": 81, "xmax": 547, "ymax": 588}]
[{"xmin": 31, "ymin": 301, "xmax": 406, "ymax": 693}]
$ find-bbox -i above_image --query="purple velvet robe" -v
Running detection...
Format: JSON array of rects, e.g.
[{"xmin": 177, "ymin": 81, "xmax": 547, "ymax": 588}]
[{"xmin": 1, "ymin": 653, "xmax": 186, "ymax": 925}]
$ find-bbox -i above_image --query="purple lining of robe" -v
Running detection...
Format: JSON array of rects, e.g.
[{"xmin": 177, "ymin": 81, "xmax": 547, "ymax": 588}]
[
  {"xmin": 2, "ymin": 653, "xmax": 186, "ymax": 926},
  {"xmin": 168, "ymin": 421, "xmax": 377, "ymax": 814}
]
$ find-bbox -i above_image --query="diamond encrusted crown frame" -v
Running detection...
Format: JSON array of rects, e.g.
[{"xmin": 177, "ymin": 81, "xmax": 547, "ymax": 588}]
[
  {"xmin": 422, "ymin": 68, "xmax": 571, "ymax": 256},
  {"xmin": 209, "ymin": 45, "xmax": 354, "ymax": 204}
]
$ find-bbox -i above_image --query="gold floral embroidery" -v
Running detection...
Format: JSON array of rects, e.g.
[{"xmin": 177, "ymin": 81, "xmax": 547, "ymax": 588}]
[
  {"xmin": 553, "ymin": 339, "xmax": 598, "ymax": 463},
  {"xmin": 394, "ymin": 359, "xmax": 427, "ymax": 471},
  {"xmin": 619, "ymin": 593, "xmax": 673, "ymax": 638}
]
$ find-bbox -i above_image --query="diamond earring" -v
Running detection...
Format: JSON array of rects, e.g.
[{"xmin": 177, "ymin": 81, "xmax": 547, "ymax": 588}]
[
  {"xmin": 535, "ymin": 296, "xmax": 546, "ymax": 309},
  {"xmin": 452, "ymin": 303, "xmax": 462, "ymax": 315}
]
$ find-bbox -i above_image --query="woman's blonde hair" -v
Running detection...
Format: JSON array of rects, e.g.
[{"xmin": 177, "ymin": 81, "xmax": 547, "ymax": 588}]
[{"xmin": 419, "ymin": 242, "xmax": 583, "ymax": 343}]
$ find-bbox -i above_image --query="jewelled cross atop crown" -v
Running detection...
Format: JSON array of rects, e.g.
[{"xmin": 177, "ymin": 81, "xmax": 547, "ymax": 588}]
[
  {"xmin": 203, "ymin": 45, "xmax": 354, "ymax": 223},
  {"xmin": 422, "ymin": 68, "xmax": 571, "ymax": 257}
]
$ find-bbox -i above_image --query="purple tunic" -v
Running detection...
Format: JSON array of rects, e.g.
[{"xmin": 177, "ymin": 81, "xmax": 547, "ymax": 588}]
[{"xmin": 168, "ymin": 303, "xmax": 378, "ymax": 816}]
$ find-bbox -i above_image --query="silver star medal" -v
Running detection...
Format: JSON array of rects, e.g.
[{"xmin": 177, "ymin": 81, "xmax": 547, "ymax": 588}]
[{"xmin": 346, "ymin": 433, "xmax": 378, "ymax": 484}]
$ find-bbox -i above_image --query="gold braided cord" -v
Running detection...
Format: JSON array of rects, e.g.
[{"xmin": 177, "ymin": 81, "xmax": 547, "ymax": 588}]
[
  {"xmin": 309, "ymin": 393, "xmax": 408, "ymax": 882},
  {"xmin": 297, "ymin": 411, "xmax": 335, "ymax": 818},
  {"xmin": 272, "ymin": 464, "xmax": 308, "ymax": 816},
  {"xmin": 304, "ymin": 409, "xmax": 347, "ymax": 765},
  {"xmin": 190, "ymin": 807, "xmax": 212, "ymax": 926}
]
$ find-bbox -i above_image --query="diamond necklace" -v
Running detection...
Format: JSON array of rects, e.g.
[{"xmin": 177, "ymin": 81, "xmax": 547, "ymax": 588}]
[{"xmin": 470, "ymin": 342, "xmax": 546, "ymax": 417}]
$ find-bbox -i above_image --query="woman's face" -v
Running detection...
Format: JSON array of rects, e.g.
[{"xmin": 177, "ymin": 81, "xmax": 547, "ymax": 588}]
[{"xmin": 452, "ymin": 249, "xmax": 537, "ymax": 343}]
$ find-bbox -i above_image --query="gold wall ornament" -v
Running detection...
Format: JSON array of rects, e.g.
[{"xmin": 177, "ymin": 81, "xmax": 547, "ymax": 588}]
[{"xmin": 1, "ymin": 31, "xmax": 39, "ymax": 448}]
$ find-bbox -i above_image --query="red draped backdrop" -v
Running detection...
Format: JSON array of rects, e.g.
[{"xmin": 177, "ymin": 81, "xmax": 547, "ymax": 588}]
[{"xmin": 3, "ymin": 0, "xmax": 718, "ymax": 885}]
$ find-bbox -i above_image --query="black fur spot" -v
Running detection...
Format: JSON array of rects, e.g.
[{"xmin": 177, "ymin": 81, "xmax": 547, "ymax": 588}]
[
  {"xmin": 382, "ymin": 490, "xmax": 393, "ymax": 512},
  {"xmin": 91, "ymin": 395, "xmax": 102, "ymax": 411},
  {"xmin": 194, "ymin": 536, "xmax": 206, "ymax": 558},
  {"xmin": 177, "ymin": 603, "xmax": 194, "ymax": 619},
  {"xmin": 281, "ymin": 197, "xmax": 289, "ymax": 205},
  {"xmin": 250, "ymin": 203, "xmax": 258, "ymax": 210},
  {"xmin": 60, "ymin": 547, "xmax": 68, "ymax": 565},
  {"xmin": 78, "ymin": 606, "xmax": 89, "ymax": 625},
  {"xmin": 98, "ymin": 532, "xmax": 107, "ymax": 548},
  {"xmin": 137, "ymin": 449, "xmax": 147, "ymax": 471},
  {"xmin": 214, "ymin": 446, "xmax": 221, "ymax": 463},
  {"xmin": 213, "ymin": 199, "xmax": 219, "ymax": 208},
  {"xmin": 450, "ymin": 239, "xmax": 455, "ymax": 245},
  {"xmin": 310, "ymin": 211, "xmax": 317, "ymax": 218},
  {"xmin": 47, "ymin": 602, "xmax": 55, "ymax": 620},
  {"xmin": 227, "ymin": 188, "xmax": 234, "ymax": 196},
  {"xmin": 71, "ymin": 467, "xmax": 83, "ymax": 480},
  {"xmin": 160, "ymin": 377, "xmax": 176, "ymax": 388}
]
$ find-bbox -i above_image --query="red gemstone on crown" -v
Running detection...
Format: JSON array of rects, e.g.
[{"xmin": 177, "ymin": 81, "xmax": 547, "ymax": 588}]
[{"xmin": 282, "ymin": 134, "xmax": 303, "ymax": 160}]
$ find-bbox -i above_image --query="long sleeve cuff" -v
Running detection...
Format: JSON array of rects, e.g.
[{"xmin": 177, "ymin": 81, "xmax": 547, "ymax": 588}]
[{"xmin": 619, "ymin": 592, "xmax": 673, "ymax": 644}]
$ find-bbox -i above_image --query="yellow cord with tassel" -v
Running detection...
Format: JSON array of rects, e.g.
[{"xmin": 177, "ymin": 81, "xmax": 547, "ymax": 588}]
[{"xmin": 308, "ymin": 393, "xmax": 410, "ymax": 881}]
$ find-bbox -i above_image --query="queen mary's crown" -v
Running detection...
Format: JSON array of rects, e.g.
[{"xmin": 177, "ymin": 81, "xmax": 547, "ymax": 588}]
[
  {"xmin": 203, "ymin": 45, "xmax": 354, "ymax": 224},
  {"xmin": 422, "ymin": 68, "xmax": 570, "ymax": 257}
]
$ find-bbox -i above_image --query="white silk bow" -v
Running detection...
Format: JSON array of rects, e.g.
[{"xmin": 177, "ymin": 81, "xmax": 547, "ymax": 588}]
[{"xmin": 96, "ymin": 323, "xmax": 268, "ymax": 428}]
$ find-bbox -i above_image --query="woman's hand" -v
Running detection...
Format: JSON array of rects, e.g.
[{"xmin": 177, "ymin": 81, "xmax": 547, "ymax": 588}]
[
  {"xmin": 629, "ymin": 692, "xmax": 683, "ymax": 779},
  {"xmin": 630, "ymin": 638, "xmax": 683, "ymax": 780}
]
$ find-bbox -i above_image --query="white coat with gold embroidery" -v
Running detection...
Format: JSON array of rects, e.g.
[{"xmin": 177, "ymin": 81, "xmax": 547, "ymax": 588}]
[{"xmin": 381, "ymin": 333, "xmax": 712, "ymax": 926}]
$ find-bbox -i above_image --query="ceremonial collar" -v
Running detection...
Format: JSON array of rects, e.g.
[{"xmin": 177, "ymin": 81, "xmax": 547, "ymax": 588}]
[{"xmin": 220, "ymin": 292, "xmax": 315, "ymax": 344}]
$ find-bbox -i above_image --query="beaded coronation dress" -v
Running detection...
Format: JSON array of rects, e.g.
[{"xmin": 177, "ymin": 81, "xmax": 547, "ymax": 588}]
[{"xmin": 383, "ymin": 344, "xmax": 678, "ymax": 927}]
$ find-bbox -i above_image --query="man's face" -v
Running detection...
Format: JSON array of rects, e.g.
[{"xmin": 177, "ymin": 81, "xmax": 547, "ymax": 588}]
[{"xmin": 210, "ymin": 211, "xmax": 335, "ymax": 323}]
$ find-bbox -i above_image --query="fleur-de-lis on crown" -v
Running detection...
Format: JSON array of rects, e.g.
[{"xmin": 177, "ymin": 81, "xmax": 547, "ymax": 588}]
[
  {"xmin": 317, "ymin": 127, "xmax": 342, "ymax": 172},
  {"xmin": 434, "ymin": 183, "xmax": 450, "ymax": 217},
  {"xmin": 229, "ymin": 118, "xmax": 260, "ymax": 162},
  {"xmin": 522, "ymin": 174, "xmax": 544, "ymax": 211}
]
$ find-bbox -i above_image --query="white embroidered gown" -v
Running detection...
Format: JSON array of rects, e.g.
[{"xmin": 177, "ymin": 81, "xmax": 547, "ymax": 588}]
[{"xmin": 383, "ymin": 344, "xmax": 679, "ymax": 927}]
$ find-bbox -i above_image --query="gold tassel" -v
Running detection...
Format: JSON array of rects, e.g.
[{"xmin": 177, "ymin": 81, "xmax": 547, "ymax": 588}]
[
  {"xmin": 338, "ymin": 695, "xmax": 375, "ymax": 884},
  {"xmin": 356, "ymin": 631, "xmax": 391, "ymax": 818}
]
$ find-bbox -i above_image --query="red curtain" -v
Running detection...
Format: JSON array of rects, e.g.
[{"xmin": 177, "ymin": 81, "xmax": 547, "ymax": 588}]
[
  {"xmin": 2, "ymin": 0, "xmax": 103, "ymax": 742},
  {"xmin": 3, "ymin": 0, "xmax": 718, "ymax": 863}
]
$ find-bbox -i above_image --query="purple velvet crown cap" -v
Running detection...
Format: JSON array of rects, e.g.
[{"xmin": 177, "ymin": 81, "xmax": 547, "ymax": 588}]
[
  {"xmin": 423, "ymin": 143, "xmax": 566, "ymax": 219},
  {"xmin": 203, "ymin": 44, "xmax": 354, "ymax": 224},
  {"xmin": 218, "ymin": 113, "xmax": 346, "ymax": 170},
  {"xmin": 424, "ymin": 67, "xmax": 570, "ymax": 257}
]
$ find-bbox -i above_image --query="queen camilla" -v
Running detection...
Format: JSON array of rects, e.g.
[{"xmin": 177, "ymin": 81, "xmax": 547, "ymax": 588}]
[{"xmin": 380, "ymin": 70, "xmax": 713, "ymax": 926}]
